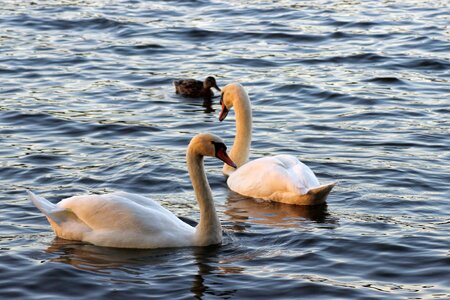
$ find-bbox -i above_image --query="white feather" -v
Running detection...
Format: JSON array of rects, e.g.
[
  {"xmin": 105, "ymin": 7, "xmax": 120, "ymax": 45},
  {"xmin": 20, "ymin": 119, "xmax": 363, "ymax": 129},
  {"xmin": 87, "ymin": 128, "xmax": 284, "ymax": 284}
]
[
  {"xmin": 221, "ymin": 83, "xmax": 335, "ymax": 205},
  {"xmin": 28, "ymin": 133, "xmax": 231, "ymax": 249}
]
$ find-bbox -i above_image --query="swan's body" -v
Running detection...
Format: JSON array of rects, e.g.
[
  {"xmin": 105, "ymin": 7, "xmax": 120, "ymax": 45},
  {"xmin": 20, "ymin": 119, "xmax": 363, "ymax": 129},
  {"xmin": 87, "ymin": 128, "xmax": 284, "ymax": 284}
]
[
  {"xmin": 28, "ymin": 191, "xmax": 195, "ymax": 248},
  {"xmin": 174, "ymin": 76, "xmax": 220, "ymax": 99},
  {"xmin": 28, "ymin": 133, "xmax": 236, "ymax": 249},
  {"xmin": 219, "ymin": 83, "xmax": 335, "ymax": 205}
]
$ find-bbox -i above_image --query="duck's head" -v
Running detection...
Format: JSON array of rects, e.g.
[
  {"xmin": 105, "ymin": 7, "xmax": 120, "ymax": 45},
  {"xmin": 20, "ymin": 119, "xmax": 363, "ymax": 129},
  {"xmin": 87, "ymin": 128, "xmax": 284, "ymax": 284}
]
[
  {"xmin": 188, "ymin": 133, "xmax": 236, "ymax": 168},
  {"xmin": 204, "ymin": 76, "xmax": 221, "ymax": 92},
  {"xmin": 219, "ymin": 83, "xmax": 246, "ymax": 121}
]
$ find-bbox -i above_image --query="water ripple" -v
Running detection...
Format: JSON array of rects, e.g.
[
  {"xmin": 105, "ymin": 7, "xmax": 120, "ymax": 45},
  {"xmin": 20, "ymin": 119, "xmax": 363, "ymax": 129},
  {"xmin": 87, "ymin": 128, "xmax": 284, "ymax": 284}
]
[{"xmin": 1, "ymin": 0, "xmax": 449, "ymax": 299}]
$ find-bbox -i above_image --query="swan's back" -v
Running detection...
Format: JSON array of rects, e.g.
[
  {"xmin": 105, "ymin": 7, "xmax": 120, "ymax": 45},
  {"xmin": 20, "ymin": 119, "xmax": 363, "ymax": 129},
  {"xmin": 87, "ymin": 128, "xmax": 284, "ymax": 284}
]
[
  {"xmin": 278, "ymin": 155, "xmax": 320, "ymax": 193},
  {"xmin": 227, "ymin": 155, "xmax": 323, "ymax": 204},
  {"xmin": 47, "ymin": 192, "xmax": 195, "ymax": 248},
  {"xmin": 59, "ymin": 193, "xmax": 181, "ymax": 231}
]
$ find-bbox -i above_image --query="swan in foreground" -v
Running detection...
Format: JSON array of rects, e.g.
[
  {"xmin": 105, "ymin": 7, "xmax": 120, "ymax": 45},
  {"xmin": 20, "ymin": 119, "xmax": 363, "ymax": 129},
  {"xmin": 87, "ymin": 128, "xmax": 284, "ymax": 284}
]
[
  {"xmin": 218, "ymin": 83, "xmax": 335, "ymax": 205},
  {"xmin": 28, "ymin": 133, "xmax": 236, "ymax": 249},
  {"xmin": 174, "ymin": 76, "xmax": 221, "ymax": 98}
]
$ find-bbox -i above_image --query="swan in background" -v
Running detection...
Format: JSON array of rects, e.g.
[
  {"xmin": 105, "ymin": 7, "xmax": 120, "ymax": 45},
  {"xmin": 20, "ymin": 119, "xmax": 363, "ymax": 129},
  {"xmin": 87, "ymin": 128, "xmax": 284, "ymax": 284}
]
[
  {"xmin": 28, "ymin": 133, "xmax": 236, "ymax": 249},
  {"xmin": 174, "ymin": 76, "xmax": 221, "ymax": 99},
  {"xmin": 218, "ymin": 83, "xmax": 335, "ymax": 205}
]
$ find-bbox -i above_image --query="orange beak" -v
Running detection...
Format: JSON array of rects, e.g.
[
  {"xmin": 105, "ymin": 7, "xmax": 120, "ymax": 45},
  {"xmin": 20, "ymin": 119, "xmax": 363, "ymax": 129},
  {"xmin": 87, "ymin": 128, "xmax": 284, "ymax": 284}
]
[
  {"xmin": 219, "ymin": 101, "xmax": 229, "ymax": 122},
  {"xmin": 215, "ymin": 147, "xmax": 236, "ymax": 168}
]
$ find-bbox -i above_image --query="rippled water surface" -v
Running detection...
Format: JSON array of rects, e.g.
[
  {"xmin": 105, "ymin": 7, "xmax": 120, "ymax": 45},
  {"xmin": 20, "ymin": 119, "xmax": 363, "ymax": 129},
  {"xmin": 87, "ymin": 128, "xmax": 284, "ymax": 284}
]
[{"xmin": 1, "ymin": 0, "xmax": 450, "ymax": 299}]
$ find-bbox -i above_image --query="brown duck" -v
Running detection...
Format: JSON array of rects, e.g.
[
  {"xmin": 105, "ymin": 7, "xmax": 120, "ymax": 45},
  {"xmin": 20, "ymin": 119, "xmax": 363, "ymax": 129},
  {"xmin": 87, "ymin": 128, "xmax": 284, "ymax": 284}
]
[{"xmin": 174, "ymin": 76, "xmax": 221, "ymax": 98}]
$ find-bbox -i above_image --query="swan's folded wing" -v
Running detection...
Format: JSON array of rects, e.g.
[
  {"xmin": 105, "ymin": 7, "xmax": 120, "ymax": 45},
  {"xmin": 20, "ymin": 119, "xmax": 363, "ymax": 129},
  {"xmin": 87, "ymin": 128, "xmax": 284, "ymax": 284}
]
[
  {"xmin": 227, "ymin": 157, "xmax": 294, "ymax": 198},
  {"xmin": 28, "ymin": 190, "xmax": 76, "ymax": 225},
  {"xmin": 227, "ymin": 155, "xmax": 322, "ymax": 199}
]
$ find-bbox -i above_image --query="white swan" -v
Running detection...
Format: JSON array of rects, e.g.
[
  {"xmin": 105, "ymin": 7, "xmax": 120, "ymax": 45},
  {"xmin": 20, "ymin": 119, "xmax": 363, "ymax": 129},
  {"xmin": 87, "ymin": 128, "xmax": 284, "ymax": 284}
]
[
  {"xmin": 28, "ymin": 133, "xmax": 236, "ymax": 249},
  {"xmin": 218, "ymin": 83, "xmax": 335, "ymax": 205}
]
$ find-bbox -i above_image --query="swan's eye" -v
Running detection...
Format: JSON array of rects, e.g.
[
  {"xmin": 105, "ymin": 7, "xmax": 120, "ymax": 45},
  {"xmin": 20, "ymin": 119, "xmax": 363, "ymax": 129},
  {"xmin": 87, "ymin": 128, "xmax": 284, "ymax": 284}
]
[
  {"xmin": 211, "ymin": 141, "xmax": 227, "ymax": 152},
  {"xmin": 220, "ymin": 94, "xmax": 224, "ymax": 105}
]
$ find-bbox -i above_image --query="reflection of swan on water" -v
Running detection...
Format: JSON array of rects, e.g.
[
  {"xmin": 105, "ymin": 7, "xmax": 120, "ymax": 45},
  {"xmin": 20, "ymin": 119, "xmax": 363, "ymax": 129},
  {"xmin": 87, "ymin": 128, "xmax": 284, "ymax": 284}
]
[
  {"xmin": 45, "ymin": 238, "xmax": 167, "ymax": 273},
  {"xmin": 190, "ymin": 246, "xmax": 241, "ymax": 299},
  {"xmin": 224, "ymin": 190, "xmax": 332, "ymax": 229},
  {"xmin": 45, "ymin": 238, "xmax": 240, "ymax": 299},
  {"xmin": 28, "ymin": 133, "xmax": 236, "ymax": 249}
]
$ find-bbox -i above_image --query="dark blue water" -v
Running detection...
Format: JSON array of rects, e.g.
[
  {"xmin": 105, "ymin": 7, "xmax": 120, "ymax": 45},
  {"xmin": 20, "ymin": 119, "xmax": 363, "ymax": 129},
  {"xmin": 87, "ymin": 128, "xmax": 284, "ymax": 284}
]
[{"xmin": 1, "ymin": 0, "xmax": 449, "ymax": 299}]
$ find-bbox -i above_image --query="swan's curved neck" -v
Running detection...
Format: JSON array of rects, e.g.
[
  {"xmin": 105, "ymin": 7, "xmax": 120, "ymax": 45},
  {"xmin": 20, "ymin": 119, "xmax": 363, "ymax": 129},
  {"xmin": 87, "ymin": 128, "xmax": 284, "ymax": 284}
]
[
  {"xmin": 224, "ymin": 89, "xmax": 252, "ymax": 175},
  {"xmin": 187, "ymin": 149, "xmax": 222, "ymax": 246}
]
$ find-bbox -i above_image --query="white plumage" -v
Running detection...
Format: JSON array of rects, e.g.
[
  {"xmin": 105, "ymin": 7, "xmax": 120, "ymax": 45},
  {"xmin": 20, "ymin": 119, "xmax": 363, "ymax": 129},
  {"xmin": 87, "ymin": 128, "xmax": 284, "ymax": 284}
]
[
  {"xmin": 29, "ymin": 191, "xmax": 194, "ymax": 248},
  {"xmin": 219, "ymin": 83, "xmax": 335, "ymax": 205},
  {"xmin": 28, "ymin": 133, "xmax": 236, "ymax": 249}
]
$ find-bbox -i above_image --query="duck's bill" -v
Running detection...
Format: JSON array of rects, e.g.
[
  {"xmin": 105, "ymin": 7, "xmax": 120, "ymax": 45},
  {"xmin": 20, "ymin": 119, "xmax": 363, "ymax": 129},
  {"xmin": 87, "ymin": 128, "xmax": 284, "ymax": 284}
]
[
  {"xmin": 216, "ymin": 148, "xmax": 237, "ymax": 168},
  {"xmin": 214, "ymin": 84, "xmax": 221, "ymax": 92},
  {"xmin": 219, "ymin": 103, "xmax": 229, "ymax": 121}
]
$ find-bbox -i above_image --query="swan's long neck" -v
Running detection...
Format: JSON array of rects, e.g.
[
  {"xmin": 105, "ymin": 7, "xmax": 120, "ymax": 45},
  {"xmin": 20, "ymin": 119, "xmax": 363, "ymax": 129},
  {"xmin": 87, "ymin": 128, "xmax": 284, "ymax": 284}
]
[
  {"xmin": 223, "ymin": 89, "xmax": 252, "ymax": 175},
  {"xmin": 187, "ymin": 149, "xmax": 222, "ymax": 246}
]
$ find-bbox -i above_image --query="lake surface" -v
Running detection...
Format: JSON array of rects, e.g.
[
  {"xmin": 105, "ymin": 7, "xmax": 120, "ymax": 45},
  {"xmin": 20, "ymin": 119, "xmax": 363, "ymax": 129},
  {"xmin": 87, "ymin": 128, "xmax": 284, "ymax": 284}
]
[{"xmin": 1, "ymin": 0, "xmax": 449, "ymax": 299}]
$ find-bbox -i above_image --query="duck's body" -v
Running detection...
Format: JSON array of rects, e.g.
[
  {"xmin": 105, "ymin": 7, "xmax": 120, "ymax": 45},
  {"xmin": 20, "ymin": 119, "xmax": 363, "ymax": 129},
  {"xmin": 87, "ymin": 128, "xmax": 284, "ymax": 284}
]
[
  {"xmin": 219, "ymin": 83, "xmax": 335, "ymax": 205},
  {"xmin": 28, "ymin": 133, "xmax": 236, "ymax": 249},
  {"xmin": 174, "ymin": 76, "xmax": 220, "ymax": 98}
]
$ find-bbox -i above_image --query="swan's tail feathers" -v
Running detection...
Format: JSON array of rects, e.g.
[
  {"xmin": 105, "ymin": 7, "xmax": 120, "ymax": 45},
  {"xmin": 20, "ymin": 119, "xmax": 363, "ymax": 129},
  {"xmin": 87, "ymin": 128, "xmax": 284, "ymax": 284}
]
[
  {"xmin": 27, "ymin": 190, "xmax": 68, "ymax": 225},
  {"xmin": 306, "ymin": 182, "xmax": 336, "ymax": 204}
]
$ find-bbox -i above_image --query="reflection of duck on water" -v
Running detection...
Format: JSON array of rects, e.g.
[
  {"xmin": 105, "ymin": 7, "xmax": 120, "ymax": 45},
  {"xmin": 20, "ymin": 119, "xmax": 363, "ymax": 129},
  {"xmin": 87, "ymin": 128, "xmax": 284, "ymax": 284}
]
[{"xmin": 224, "ymin": 190, "xmax": 333, "ymax": 229}]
